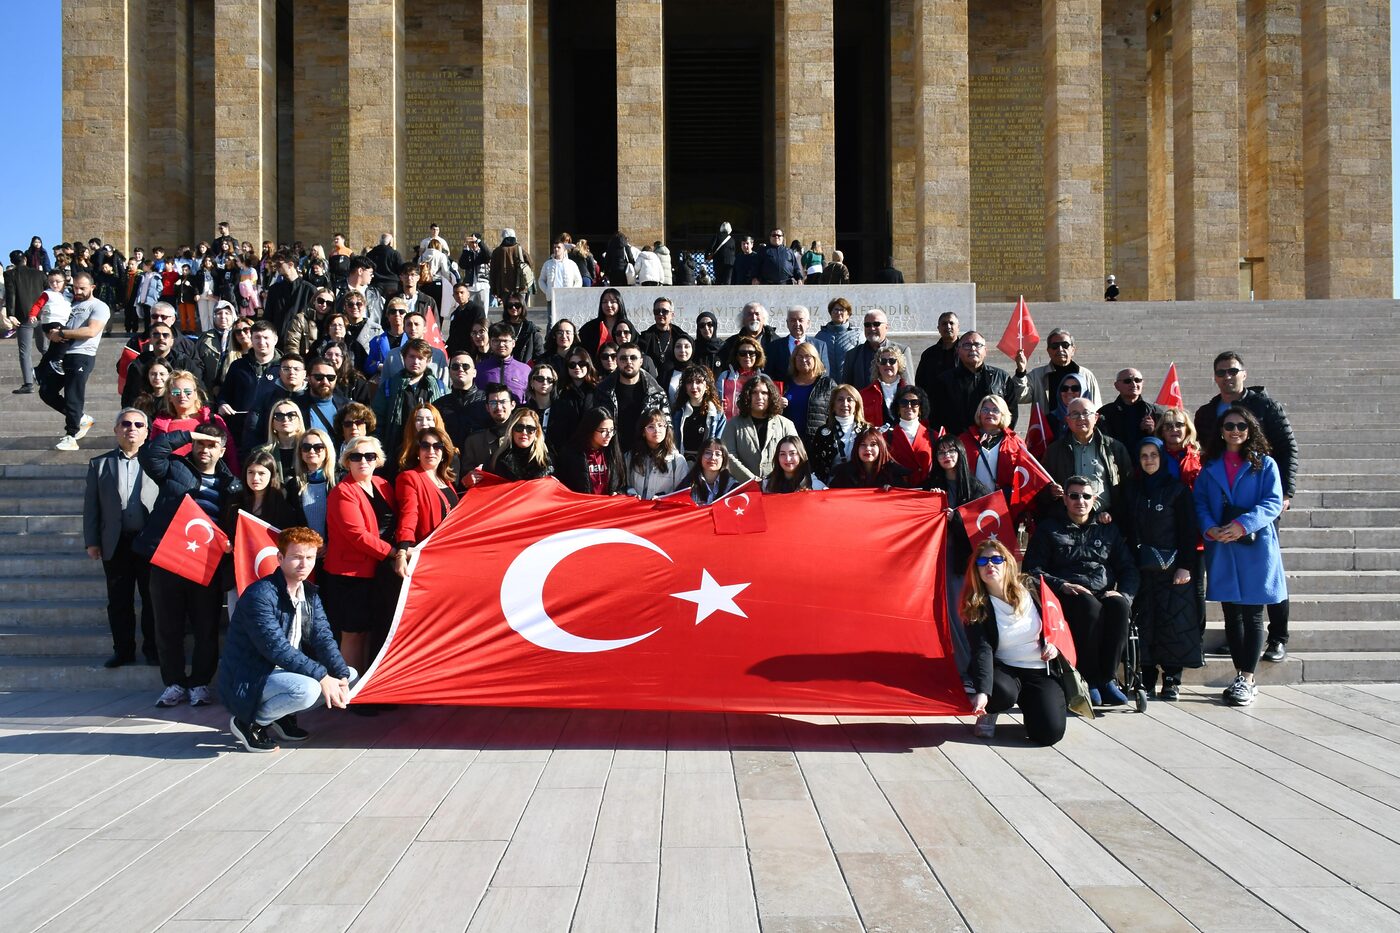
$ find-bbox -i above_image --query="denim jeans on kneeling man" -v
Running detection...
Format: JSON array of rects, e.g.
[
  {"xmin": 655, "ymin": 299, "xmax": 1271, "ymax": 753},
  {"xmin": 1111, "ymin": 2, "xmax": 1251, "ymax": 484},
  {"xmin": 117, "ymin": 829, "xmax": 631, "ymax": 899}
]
[{"xmin": 254, "ymin": 666, "xmax": 359, "ymax": 725}]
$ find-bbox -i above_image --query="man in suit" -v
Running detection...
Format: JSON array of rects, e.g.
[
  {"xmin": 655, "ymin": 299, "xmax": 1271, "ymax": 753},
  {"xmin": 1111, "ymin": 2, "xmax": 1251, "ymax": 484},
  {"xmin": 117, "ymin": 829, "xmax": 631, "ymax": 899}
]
[
  {"xmin": 84, "ymin": 409, "xmax": 160, "ymax": 668},
  {"xmin": 764, "ymin": 305, "xmax": 830, "ymax": 381},
  {"xmin": 5, "ymin": 250, "xmax": 48, "ymax": 393}
]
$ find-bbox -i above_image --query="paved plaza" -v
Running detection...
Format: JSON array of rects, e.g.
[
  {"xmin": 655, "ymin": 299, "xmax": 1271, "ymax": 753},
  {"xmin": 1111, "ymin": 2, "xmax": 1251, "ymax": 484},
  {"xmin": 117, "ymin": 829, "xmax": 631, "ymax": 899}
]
[{"xmin": 2, "ymin": 684, "xmax": 1400, "ymax": 932}]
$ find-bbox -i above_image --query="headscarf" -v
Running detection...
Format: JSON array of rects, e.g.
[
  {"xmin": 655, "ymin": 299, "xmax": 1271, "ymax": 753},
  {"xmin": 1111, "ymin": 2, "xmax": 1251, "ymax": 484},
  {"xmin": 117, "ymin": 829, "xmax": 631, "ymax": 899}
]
[
  {"xmin": 693, "ymin": 311, "xmax": 724, "ymax": 369},
  {"xmin": 1136, "ymin": 436, "xmax": 1174, "ymax": 496}
]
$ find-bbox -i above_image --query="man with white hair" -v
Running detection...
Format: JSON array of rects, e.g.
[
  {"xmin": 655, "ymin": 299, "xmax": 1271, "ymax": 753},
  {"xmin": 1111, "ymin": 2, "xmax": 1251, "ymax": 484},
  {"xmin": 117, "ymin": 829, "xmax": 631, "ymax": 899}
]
[
  {"xmin": 720, "ymin": 301, "xmax": 779, "ymax": 368},
  {"xmin": 841, "ymin": 308, "xmax": 911, "ymax": 387},
  {"xmin": 764, "ymin": 305, "xmax": 830, "ymax": 379}
]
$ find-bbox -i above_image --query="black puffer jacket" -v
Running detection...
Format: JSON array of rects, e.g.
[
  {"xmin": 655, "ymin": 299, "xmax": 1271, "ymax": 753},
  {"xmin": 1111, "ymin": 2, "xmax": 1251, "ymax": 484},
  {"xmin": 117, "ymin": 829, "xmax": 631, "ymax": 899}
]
[
  {"xmin": 135, "ymin": 430, "xmax": 243, "ymax": 558},
  {"xmin": 1194, "ymin": 386, "xmax": 1298, "ymax": 497},
  {"xmin": 1023, "ymin": 511, "xmax": 1139, "ymax": 601},
  {"xmin": 1128, "ymin": 475, "xmax": 1204, "ymax": 669}
]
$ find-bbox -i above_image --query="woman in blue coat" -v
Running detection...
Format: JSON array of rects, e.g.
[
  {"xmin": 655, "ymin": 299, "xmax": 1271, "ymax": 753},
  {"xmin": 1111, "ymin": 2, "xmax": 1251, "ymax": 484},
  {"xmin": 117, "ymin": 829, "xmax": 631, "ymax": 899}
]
[{"xmin": 1193, "ymin": 406, "xmax": 1286, "ymax": 707}]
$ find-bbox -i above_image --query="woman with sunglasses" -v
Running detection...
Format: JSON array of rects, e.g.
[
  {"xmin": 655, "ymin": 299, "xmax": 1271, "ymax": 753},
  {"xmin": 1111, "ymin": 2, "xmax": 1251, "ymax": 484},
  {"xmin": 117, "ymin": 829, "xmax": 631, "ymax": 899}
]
[
  {"xmin": 253, "ymin": 399, "xmax": 305, "ymax": 483},
  {"xmin": 556, "ymin": 407, "xmax": 626, "ymax": 496},
  {"xmin": 595, "ymin": 341, "xmax": 620, "ymax": 377},
  {"xmin": 1193, "ymin": 406, "xmax": 1286, "ymax": 707},
  {"xmin": 1155, "ymin": 407, "xmax": 1202, "ymax": 488},
  {"xmin": 525, "ymin": 362, "xmax": 558, "ymax": 435},
  {"xmin": 151, "ymin": 369, "xmax": 239, "ymax": 473},
  {"xmin": 287, "ymin": 427, "xmax": 337, "ymax": 536},
  {"xmin": 886, "ymin": 385, "xmax": 934, "ymax": 486},
  {"xmin": 333, "ymin": 402, "xmax": 376, "ymax": 456},
  {"xmin": 625, "ymin": 408, "xmax": 688, "ymax": 498},
  {"xmin": 323, "ymin": 435, "xmax": 400, "ymax": 677},
  {"xmin": 691, "ymin": 311, "xmax": 724, "ymax": 373},
  {"xmin": 715, "ymin": 336, "xmax": 767, "ymax": 419},
  {"xmin": 551, "ymin": 350, "xmax": 599, "ymax": 453},
  {"xmin": 1047, "ymin": 373, "xmax": 1084, "ymax": 441},
  {"xmin": 963, "ymin": 539, "xmax": 1070, "ymax": 745},
  {"xmin": 490, "ymin": 409, "xmax": 554, "ymax": 481},
  {"xmin": 395, "ymin": 426, "xmax": 461, "ymax": 552},
  {"xmin": 859, "ymin": 345, "xmax": 911, "ymax": 427},
  {"xmin": 926, "ymin": 434, "xmax": 992, "ymax": 675}
]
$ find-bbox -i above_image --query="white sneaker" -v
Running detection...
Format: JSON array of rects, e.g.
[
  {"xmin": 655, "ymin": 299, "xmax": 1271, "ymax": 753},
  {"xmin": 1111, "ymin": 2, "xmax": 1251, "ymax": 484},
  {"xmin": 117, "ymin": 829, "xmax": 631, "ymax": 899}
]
[
  {"xmin": 55, "ymin": 435, "xmax": 79, "ymax": 451},
  {"xmin": 1223, "ymin": 675, "xmax": 1257, "ymax": 707},
  {"xmin": 188, "ymin": 685, "xmax": 213, "ymax": 707},
  {"xmin": 74, "ymin": 414, "xmax": 95, "ymax": 440},
  {"xmin": 156, "ymin": 684, "xmax": 188, "ymax": 708},
  {"xmin": 973, "ymin": 714, "xmax": 999, "ymax": 739}
]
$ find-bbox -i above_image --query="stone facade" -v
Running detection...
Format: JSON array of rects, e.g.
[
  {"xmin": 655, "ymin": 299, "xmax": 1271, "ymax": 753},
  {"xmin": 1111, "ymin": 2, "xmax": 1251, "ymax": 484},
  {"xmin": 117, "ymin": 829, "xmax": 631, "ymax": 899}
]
[{"xmin": 59, "ymin": 1, "xmax": 1389, "ymax": 302}]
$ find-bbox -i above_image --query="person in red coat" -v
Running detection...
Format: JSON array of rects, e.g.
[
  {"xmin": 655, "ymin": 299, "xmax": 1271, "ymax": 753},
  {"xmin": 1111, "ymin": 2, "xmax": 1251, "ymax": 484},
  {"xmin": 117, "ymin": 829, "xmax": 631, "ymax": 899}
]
[
  {"xmin": 1156, "ymin": 407, "xmax": 1202, "ymax": 489},
  {"xmin": 394, "ymin": 427, "xmax": 460, "ymax": 550},
  {"xmin": 322, "ymin": 435, "xmax": 399, "ymax": 675},
  {"xmin": 858, "ymin": 346, "xmax": 911, "ymax": 427},
  {"xmin": 959, "ymin": 394, "xmax": 1049, "ymax": 514},
  {"xmin": 885, "ymin": 385, "xmax": 934, "ymax": 486}
]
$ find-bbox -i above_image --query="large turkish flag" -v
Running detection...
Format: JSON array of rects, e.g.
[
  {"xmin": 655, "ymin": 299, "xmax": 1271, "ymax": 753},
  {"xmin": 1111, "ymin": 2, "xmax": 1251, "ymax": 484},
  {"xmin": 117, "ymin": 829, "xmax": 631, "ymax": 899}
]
[
  {"xmin": 351, "ymin": 480, "xmax": 966, "ymax": 714},
  {"xmin": 233, "ymin": 510, "xmax": 282, "ymax": 595}
]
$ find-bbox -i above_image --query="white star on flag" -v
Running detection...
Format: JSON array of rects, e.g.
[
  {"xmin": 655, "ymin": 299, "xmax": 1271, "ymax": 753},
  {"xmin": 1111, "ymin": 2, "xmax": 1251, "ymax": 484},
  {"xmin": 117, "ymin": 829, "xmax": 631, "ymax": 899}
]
[
  {"xmin": 186, "ymin": 541, "xmax": 200, "ymax": 552},
  {"xmin": 671, "ymin": 570, "xmax": 750, "ymax": 626}
]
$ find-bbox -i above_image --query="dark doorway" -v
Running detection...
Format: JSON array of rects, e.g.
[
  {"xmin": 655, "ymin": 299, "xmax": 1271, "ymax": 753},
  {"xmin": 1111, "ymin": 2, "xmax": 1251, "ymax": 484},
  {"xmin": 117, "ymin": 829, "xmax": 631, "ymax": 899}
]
[
  {"xmin": 549, "ymin": 0, "xmax": 618, "ymax": 248},
  {"xmin": 663, "ymin": 1, "xmax": 772, "ymax": 253},
  {"xmin": 834, "ymin": 0, "xmax": 890, "ymax": 283}
]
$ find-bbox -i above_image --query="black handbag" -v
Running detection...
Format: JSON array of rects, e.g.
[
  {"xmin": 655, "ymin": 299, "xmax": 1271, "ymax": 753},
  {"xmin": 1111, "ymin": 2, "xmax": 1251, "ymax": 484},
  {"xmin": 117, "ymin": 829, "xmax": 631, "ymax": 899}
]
[{"xmin": 1221, "ymin": 496, "xmax": 1258, "ymax": 545}]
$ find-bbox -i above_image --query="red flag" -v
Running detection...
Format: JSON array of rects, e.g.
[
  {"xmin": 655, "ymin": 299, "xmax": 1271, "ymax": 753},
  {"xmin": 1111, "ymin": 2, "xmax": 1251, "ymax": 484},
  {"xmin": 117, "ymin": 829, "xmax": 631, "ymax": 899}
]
[
  {"xmin": 233, "ymin": 510, "xmax": 282, "ymax": 595},
  {"xmin": 996, "ymin": 295, "xmax": 1040, "ymax": 360},
  {"xmin": 956, "ymin": 490, "xmax": 1019, "ymax": 559},
  {"xmin": 1024, "ymin": 403, "xmax": 1052, "ymax": 460},
  {"xmin": 712, "ymin": 480, "xmax": 766, "ymax": 534},
  {"xmin": 350, "ymin": 481, "xmax": 964, "ymax": 714},
  {"xmin": 151, "ymin": 495, "xmax": 229, "ymax": 586},
  {"xmin": 1038, "ymin": 577, "xmax": 1076, "ymax": 669},
  {"xmin": 116, "ymin": 345, "xmax": 140, "ymax": 394},
  {"xmin": 424, "ymin": 306, "xmax": 447, "ymax": 351},
  {"xmin": 1155, "ymin": 362, "xmax": 1183, "ymax": 410},
  {"xmin": 1009, "ymin": 451, "xmax": 1054, "ymax": 511}
]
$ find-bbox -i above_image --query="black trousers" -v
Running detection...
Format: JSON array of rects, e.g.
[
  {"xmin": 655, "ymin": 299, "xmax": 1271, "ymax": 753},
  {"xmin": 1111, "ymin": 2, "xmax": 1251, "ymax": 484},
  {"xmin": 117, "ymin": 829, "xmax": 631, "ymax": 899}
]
[
  {"xmin": 149, "ymin": 565, "xmax": 223, "ymax": 688},
  {"xmin": 1058, "ymin": 589, "xmax": 1131, "ymax": 687},
  {"xmin": 1222, "ymin": 602, "xmax": 1266, "ymax": 674},
  {"xmin": 1268, "ymin": 513, "xmax": 1289, "ymax": 644},
  {"xmin": 103, "ymin": 534, "xmax": 155, "ymax": 660},
  {"xmin": 988, "ymin": 661, "xmax": 1068, "ymax": 746},
  {"xmin": 38, "ymin": 352, "xmax": 94, "ymax": 436}
]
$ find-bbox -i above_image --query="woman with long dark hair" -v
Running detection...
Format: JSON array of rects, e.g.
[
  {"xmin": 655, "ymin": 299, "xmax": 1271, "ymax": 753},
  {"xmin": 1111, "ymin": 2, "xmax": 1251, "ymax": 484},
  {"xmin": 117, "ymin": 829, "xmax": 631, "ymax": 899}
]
[
  {"xmin": 556, "ymin": 407, "xmax": 626, "ymax": 495},
  {"xmin": 1193, "ymin": 406, "xmax": 1286, "ymax": 707},
  {"xmin": 721, "ymin": 374, "xmax": 799, "ymax": 482},
  {"xmin": 763, "ymin": 435, "xmax": 825, "ymax": 493},
  {"xmin": 551, "ymin": 348, "xmax": 598, "ymax": 453},
  {"xmin": 671, "ymin": 364, "xmax": 726, "ymax": 461},
  {"xmin": 829, "ymin": 426, "xmax": 911, "ymax": 489},
  {"xmin": 578, "ymin": 288, "xmax": 629, "ymax": 356},
  {"xmin": 625, "ymin": 408, "xmax": 688, "ymax": 498},
  {"xmin": 683, "ymin": 439, "xmax": 740, "ymax": 505}
]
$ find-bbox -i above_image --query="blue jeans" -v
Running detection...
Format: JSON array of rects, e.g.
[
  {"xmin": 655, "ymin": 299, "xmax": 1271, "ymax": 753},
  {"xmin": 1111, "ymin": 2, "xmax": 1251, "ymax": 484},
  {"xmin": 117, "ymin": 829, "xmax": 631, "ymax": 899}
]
[{"xmin": 254, "ymin": 666, "xmax": 358, "ymax": 725}]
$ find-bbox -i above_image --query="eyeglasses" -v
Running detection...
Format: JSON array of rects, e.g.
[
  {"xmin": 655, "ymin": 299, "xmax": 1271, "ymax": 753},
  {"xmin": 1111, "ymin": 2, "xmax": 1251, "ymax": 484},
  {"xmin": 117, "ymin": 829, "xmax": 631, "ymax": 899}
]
[
  {"xmin": 512, "ymin": 424, "xmax": 539, "ymax": 435},
  {"xmin": 596, "ymin": 427, "xmax": 616, "ymax": 436},
  {"xmin": 272, "ymin": 411, "xmax": 300, "ymax": 421},
  {"xmin": 532, "ymin": 375, "xmax": 555, "ymax": 383},
  {"xmin": 347, "ymin": 451, "xmax": 379, "ymax": 463},
  {"xmin": 702, "ymin": 449, "xmax": 725, "ymax": 459},
  {"xmin": 1222, "ymin": 421, "xmax": 1250, "ymax": 432},
  {"xmin": 975, "ymin": 555, "xmax": 1006, "ymax": 566},
  {"xmin": 418, "ymin": 441, "xmax": 446, "ymax": 452},
  {"xmin": 169, "ymin": 388, "xmax": 195, "ymax": 397},
  {"xmin": 1066, "ymin": 411, "xmax": 1093, "ymax": 420},
  {"xmin": 878, "ymin": 358, "xmax": 899, "ymax": 366},
  {"xmin": 1066, "ymin": 492, "xmax": 1094, "ymax": 501},
  {"xmin": 486, "ymin": 399, "xmax": 511, "ymax": 408},
  {"xmin": 449, "ymin": 363, "xmax": 474, "ymax": 373},
  {"xmin": 1119, "ymin": 376, "xmax": 1143, "ymax": 384},
  {"xmin": 310, "ymin": 373, "xmax": 336, "ymax": 381},
  {"xmin": 119, "ymin": 420, "xmax": 147, "ymax": 429},
  {"xmin": 300, "ymin": 442, "xmax": 325, "ymax": 453},
  {"xmin": 1048, "ymin": 341, "xmax": 1072, "ymax": 350},
  {"xmin": 1215, "ymin": 367, "xmax": 1242, "ymax": 378},
  {"xmin": 961, "ymin": 341, "xmax": 986, "ymax": 350}
]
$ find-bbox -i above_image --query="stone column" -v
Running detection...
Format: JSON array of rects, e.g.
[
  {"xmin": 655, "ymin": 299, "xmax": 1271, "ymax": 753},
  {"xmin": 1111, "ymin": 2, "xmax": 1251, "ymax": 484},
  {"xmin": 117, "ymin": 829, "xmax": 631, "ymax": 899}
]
[
  {"xmin": 296, "ymin": 0, "xmax": 351, "ymax": 244},
  {"xmin": 616, "ymin": 0, "xmax": 665, "ymax": 247},
  {"xmin": 347, "ymin": 0, "xmax": 404, "ymax": 250},
  {"xmin": 913, "ymin": 0, "xmax": 970, "ymax": 282},
  {"xmin": 1042, "ymin": 0, "xmax": 1105, "ymax": 301},
  {"xmin": 1146, "ymin": 5, "xmax": 1175, "ymax": 299},
  {"xmin": 61, "ymin": 0, "xmax": 131, "ymax": 248},
  {"xmin": 777, "ymin": 0, "xmax": 836, "ymax": 255},
  {"xmin": 144, "ymin": 0, "xmax": 192, "ymax": 249},
  {"xmin": 1104, "ymin": 3, "xmax": 1148, "ymax": 300},
  {"xmin": 1303, "ymin": 0, "xmax": 1392, "ymax": 298},
  {"xmin": 1245, "ymin": 0, "xmax": 1303, "ymax": 299},
  {"xmin": 483, "ymin": 0, "xmax": 534, "ymax": 257},
  {"xmin": 1172, "ymin": 0, "xmax": 1242, "ymax": 301},
  {"xmin": 888, "ymin": 0, "xmax": 918, "ymax": 277},
  {"xmin": 213, "ymin": 0, "xmax": 279, "ymax": 245}
]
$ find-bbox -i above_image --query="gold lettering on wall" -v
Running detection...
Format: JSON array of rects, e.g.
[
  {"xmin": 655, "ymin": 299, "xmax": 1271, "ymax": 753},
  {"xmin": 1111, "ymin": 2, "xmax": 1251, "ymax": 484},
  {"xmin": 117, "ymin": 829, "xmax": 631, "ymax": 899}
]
[
  {"xmin": 970, "ymin": 62, "xmax": 1045, "ymax": 302},
  {"xmin": 405, "ymin": 65, "xmax": 484, "ymax": 244}
]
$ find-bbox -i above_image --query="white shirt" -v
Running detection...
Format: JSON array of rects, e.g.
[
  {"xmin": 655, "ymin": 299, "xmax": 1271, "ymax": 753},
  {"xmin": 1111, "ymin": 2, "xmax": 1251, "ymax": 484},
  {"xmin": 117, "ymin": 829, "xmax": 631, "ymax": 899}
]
[{"xmin": 991, "ymin": 595, "xmax": 1044, "ymax": 670}]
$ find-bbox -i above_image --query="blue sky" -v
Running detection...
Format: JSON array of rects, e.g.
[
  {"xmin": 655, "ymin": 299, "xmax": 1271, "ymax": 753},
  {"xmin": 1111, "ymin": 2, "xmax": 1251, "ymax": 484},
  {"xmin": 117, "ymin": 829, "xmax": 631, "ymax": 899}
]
[{"xmin": 4, "ymin": 4, "xmax": 1397, "ymax": 297}]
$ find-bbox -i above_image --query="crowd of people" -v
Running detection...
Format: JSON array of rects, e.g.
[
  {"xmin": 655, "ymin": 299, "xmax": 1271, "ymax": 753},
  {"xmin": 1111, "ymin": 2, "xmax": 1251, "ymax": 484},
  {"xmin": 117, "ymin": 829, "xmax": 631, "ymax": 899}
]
[{"xmin": 4, "ymin": 223, "xmax": 1297, "ymax": 750}]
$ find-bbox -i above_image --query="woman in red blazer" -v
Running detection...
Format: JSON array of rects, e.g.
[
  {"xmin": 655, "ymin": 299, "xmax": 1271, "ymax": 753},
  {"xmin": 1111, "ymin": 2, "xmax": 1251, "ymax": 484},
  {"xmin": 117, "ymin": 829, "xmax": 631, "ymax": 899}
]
[
  {"xmin": 885, "ymin": 385, "xmax": 934, "ymax": 487},
  {"xmin": 858, "ymin": 346, "xmax": 910, "ymax": 427},
  {"xmin": 958, "ymin": 394, "xmax": 1048, "ymax": 515},
  {"xmin": 322, "ymin": 434, "xmax": 398, "ymax": 675},
  {"xmin": 394, "ymin": 427, "xmax": 460, "ymax": 549}
]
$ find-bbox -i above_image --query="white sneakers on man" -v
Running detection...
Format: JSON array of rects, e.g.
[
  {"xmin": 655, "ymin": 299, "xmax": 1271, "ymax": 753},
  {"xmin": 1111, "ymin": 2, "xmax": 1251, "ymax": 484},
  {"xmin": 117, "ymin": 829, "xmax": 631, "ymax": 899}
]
[{"xmin": 55, "ymin": 435, "xmax": 79, "ymax": 451}]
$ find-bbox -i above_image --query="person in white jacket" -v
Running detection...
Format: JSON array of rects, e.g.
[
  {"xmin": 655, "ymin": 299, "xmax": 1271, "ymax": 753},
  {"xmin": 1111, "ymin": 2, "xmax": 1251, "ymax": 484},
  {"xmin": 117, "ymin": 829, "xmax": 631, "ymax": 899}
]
[
  {"xmin": 538, "ymin": 241, "xmax": 583, "ymax": 311},
  {"xmin": 634, "ymin": 245, "xmax": 665, "ymax": 286}
]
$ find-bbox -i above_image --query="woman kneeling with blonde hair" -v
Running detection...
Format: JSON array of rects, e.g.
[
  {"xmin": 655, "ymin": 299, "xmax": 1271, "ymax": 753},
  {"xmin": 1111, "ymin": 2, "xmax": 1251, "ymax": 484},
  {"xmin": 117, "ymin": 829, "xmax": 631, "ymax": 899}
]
[{"xmin": 962, "ymin": 539, "xmax": 1070, "ymax": 746}]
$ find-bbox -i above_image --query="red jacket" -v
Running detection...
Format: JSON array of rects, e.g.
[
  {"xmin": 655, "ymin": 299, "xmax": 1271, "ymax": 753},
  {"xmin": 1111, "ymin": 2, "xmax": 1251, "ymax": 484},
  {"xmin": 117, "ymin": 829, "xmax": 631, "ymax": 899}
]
[
  {"xmin": 960, "ymin": 427, "xmax": 1033, "ymax": 494},
  {"xmin": 394, "ymin": 467, "xmax": 455, "ymax": 547},
  {"xmin": 323, "ymin": 476, "xmax": 394, "ymax": 577},
  {"xmin": 886, "ymin": 423, "xmax": 933, "ymax": 487},
  {"xmin": 859, "ymin": 379, "xmax": 906, "ymax": 426}
]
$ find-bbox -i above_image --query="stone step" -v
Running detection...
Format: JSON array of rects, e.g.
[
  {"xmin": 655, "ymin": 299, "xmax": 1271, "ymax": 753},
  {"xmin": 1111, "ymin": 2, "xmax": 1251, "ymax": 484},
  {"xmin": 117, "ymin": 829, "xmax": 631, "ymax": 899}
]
[
  {"xmin": 0, "ymin": 656, "xmax": 164, "ymax": 691},
  {"xmin": 0, "ymin": 478, "xmax": 91, "ymax": 497},
  {"xmin": 1291, "ymin": 490, "xmax": 1400, "ymax": 509},
  {"xmin": 1272, "ymin": 595, "xmax": 1399, "ymax": 622},
  {"xmin": 1285, "ymin": 570, "xmax": 1400, "ymax": 595},
  {"xmin": 0, "ymin": 463, "xmax": 90, "ymax": 479},
  {"xmin": 0, "ymin": 598, "xmax": 109, "ymax": 626},
  {"xmin": 0, "ymin": 496, "xmax": 83, "ymax": 516},
  {"xmin": 0, "ymin": 576, "xmax": 106, "ymax": 600},
  {"xmin": 1297, "ymin": 473, "xmax": 1396, "ymax": 490},
  {"xmin": 0, "ymin": 623, "xmax": 116, "ymax": 657},
  {"xmin": 0, "ymin": 553, "xmax": 103, "ymax": 578},
  {"xmin": 1281, "ymin": 527, "xmax": 1400, "ymax": 548},
  {"xmin": 0, "ymin": 532, "xmax": 86, "ymax": 555},
  {"xmin": 1298, "ymin": 443, "xmax": 1400, "ymax": 459},
  {"xmin": 0, "ymin": 515, "xmax": 83, "ymax": 535},
  {"xmin": 1284, "ymin": 507, "xmax": 1400, "ymax": 529},
  {"xmin": 1286, "ymin": 548, "xmax": 1400, "ymax": 571}
]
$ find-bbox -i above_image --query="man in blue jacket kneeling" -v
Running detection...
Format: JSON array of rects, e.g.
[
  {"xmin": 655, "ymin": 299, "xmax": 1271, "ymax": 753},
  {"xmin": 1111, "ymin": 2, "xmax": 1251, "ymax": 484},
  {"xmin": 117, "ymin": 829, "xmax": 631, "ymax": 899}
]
[{"xmin": 221, "ymin": 526, "xmax": 356, "ymax": 753}]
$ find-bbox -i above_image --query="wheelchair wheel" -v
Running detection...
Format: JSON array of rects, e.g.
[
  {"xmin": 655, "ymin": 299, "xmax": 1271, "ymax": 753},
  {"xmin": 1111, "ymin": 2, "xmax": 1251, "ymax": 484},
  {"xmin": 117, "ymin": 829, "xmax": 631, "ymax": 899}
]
[{"xmin": 1134, "ymin": 689, "xmax": 1149, "ymax": 714}]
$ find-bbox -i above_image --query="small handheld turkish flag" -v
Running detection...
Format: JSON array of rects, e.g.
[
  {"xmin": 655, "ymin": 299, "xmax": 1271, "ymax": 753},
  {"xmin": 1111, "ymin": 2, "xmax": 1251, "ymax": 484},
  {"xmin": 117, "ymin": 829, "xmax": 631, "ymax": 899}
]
[
  {"xmin": 997, "ymin": 295, "xmax": 1040, "ymax": 360},
  {"xmin": 956, "ymin": 490, "xmax": 1019, "ymax": 558},
  {"xmin": 1024, "ymin": 402, "xmax": 1052, "ymax": 460},
  {"xmin": 233, "ymin": 510, "xmax": 283, "ymax": 594},
  {"xmin": 712, "ymin": 480, "xmax": 767, "ymax": 535},
  {"xmin": 1038, "ymin": 576, "xmax": 1077, "ymax": 669},
  {"xmin": 151, "ymin": 495, "xmax": 229, "ymax": 586},
  {"xmin": 1008, "ymin": 451, "xmax": 1054, "ymax": 514},
  {"xmin": 423, "ymin": 306, "xmax": 447, "ymax": 352},
  {"xmin": 1155, "ymin": 362, "xmax": 1183, "ymax": 410},
  {"xmin": 115, "ymin": 345, "xmax": 139, "ymax": 395}
]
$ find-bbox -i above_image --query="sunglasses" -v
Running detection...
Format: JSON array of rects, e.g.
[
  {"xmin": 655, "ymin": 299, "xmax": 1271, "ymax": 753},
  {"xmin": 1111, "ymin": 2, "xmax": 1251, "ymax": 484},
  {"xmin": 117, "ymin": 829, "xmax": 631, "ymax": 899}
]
[
  {"xmin": 119, "ymin": 420, "xmax": 147, "ymax": 429},
  {"xmin": 272, "ymin": 411, "xmax": 300, "ymax": 421},
  {"xmin": 1222, "ymin": 421, "xmax": 1250, "ymax": 432},
  {"xmin": 232, "ymin": 327, "xmax": 251, "ymax": 335},
  {"xmin": 1048, "ymin": 341, "xmax": 1072, "ymax": 350},
  {"xmin": 506, "ymin": 303, "xmax": 524, "ymax": 309},
  {"xmin": 737, "ymin": 351, "xmax": 757, "ymax": 358},
  {"xmin": 1120, "ymin": 377, "xmax": 1143, "ymax": 384},
  {"xmin": 897, "ymin": 398, "xmax": 920, "ymax": 407},
  {"xmin": 449, "ymin": 362, "xmax": 474, "ymax": 373},
  {"xmin": 1215, "ymin": 367, "xmax": 1243, "ymax": 377},
  {"xmin": 879, "ymin": 358, "xmax": 899, "ymax": 366},
  {"xmin": 568, "ymin": 361, "xmax": 588, "ymax": 369},
  {"xmin": 1066, "ymin": 492, "xmax": 1094, "ymax": 501},
  {"xmin": 343, "ymin": 419, "xmax": 367, "ymax": 427},
  {"xmin": 310, "ymin": 373, "xmax": 336, "ymax": 381},
  {"xmin": 1060, "ymin": 384, "xmax": 1082, "ymax": 393},
  {"xmin": 864, "ymin": 322, "xmax": 885, "ymax": 329},
  {"xmin": 347, "ymin": 451, "xmax": 379, "ymax": 463},
  {"xmin": 975, "ymin": 555, "xmax": 1006, "ymax": 566},
  {"xmin": 512, "ymin": 424, "xmax": 539, "ymax": 435},
  {"xmin": 600, "ymin": 353, "xmax": 618, "ymax": 361},
  {"xmin": 418, "ymin": 441, "xmax": 446, "ymax": 452},
  {"xmin": 313, "ymin": 298, "xmax": 330, "ymax": 305},
  {"xmin": 169, "ymin": 388, "xmax": 195, "ymax": 397},
  {"xmin": 532, "ymin": 375, "xmax": 555, "ymax": 383},
  {"xmin": 300, "ymin": 442, "xmax": 326, "ymax": 453}
]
